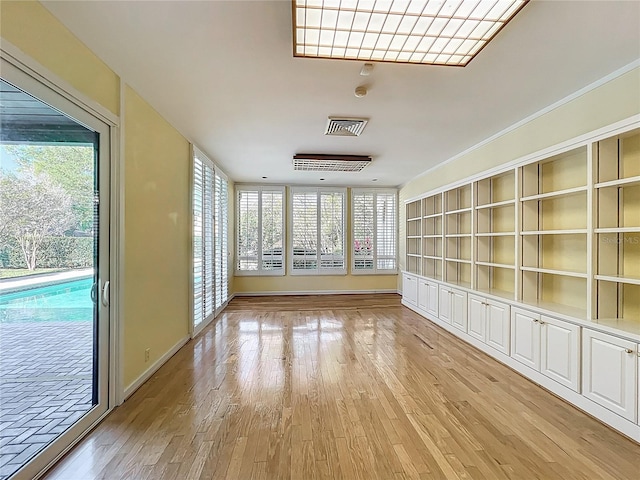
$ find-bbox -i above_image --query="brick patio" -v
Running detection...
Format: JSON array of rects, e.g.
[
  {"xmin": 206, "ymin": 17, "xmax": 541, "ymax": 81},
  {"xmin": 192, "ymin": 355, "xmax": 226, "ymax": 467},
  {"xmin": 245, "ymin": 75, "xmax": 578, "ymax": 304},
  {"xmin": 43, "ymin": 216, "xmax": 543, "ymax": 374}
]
[{"xmin": 0, "ymin": 320, "xmax": 93, "ymax": 479}]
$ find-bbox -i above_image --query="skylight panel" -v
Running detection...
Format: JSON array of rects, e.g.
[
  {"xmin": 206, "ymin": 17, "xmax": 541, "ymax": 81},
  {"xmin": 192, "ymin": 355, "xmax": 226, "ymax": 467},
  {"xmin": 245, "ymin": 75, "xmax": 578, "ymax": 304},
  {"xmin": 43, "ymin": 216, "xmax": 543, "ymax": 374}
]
[{"xmin": 292, "ymin": 0, "xmax": 528, "ymax": 66}]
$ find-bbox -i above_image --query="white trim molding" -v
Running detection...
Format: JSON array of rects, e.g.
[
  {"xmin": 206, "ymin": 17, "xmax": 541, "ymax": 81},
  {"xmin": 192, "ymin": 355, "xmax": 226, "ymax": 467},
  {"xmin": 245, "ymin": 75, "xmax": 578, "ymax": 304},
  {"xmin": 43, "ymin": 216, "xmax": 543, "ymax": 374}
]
[{"xmin": 123, "ymin": 335, "xmax": 190, "ymax": 400}]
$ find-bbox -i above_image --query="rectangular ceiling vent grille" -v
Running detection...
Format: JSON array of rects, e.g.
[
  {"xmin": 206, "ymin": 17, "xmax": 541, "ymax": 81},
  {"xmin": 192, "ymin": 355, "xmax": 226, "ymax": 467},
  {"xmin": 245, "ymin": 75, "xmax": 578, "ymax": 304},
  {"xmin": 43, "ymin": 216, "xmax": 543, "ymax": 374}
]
[
  {"xmin": 293, "ymin": 154, "xmax": 371, "ymax": 172},
  {"xmin": 325, "ymin": 117, "xmax": 368, "ymax": 137}
]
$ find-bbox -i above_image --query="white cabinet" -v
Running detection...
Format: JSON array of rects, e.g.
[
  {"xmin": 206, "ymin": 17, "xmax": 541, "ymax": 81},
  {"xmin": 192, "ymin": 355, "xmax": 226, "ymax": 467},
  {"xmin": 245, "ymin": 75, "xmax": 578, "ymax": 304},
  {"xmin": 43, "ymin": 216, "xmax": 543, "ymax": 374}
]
[
  {"xmin": 440, "ymin": 286, "xmax": 467, "ymax": 331},
  {"xmin": 540, "ymin": 315, "xmax": 580, "ymax": 392},
  {"xmin": 511, "ymin": 308, "xmax": 540, "ymax": 371},
  {"xmin": 468, "ymin": 294, "xmax": 510, "ymax": 355},
  {"xmin": 510, "ymin": 307, "xmax": 580, "ymax": 392},
  {"xmin": 418, "ymin": 278, "xmax": 438, "ymax": 318},
  {"xmin": 582, "ymin": 329, "xmax": 638, "ymax": 422},
  {"xmin": 402, "ymin": 273, "xmax": 418, "ymax": 306}
]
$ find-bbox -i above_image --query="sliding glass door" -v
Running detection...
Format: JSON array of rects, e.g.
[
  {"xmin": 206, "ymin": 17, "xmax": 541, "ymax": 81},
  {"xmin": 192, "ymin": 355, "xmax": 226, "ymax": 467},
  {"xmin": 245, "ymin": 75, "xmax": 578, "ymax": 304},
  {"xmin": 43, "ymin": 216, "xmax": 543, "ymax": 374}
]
[{"xmin": 0, "ymin": 59, "xmax": 111, "ymax": 480}]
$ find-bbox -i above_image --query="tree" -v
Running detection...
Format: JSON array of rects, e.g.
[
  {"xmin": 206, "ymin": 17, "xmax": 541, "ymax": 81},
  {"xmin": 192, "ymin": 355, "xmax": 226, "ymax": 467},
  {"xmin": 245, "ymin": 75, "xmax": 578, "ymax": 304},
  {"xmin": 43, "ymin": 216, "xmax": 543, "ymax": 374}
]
[
  {"xmin": 5, "ymin": 145, "xmax": 94, "ymax": 232},
  {"xmin": 0, "ymin": 170, "xmax": 75, "ymax": 270}
]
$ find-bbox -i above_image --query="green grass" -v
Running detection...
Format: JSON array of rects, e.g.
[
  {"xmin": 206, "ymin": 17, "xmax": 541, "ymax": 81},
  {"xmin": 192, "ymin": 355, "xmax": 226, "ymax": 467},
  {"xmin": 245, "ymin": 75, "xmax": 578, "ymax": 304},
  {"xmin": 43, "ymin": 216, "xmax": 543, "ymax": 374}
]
[{"xmin": 0, "ymin": 268, "xmax": 69, "ymax": 280}]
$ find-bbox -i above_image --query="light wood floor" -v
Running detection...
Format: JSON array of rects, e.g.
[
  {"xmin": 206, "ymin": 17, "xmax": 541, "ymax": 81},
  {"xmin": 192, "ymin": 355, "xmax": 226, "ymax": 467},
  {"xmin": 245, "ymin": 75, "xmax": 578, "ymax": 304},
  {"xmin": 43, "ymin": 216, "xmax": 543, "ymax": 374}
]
[{"xmin": 44, "ymin": 294, "xmax": 640, "ymax": 480}]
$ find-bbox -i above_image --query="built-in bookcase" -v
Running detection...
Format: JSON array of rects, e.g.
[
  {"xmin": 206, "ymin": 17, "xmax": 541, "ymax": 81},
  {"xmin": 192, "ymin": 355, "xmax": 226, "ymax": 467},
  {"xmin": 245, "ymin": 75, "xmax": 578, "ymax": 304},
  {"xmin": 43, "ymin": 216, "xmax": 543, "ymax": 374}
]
[
  {"xmin": 406, "ymin": 199, "xmax": 422, "ymax": 275},
  {"xmin": 520, "ymin": 147, "xmax": 589, "ymax": 317},
  {"xmin": 475, "ymin": 170, "xmax": 516, "ymax": 299},
  {"xmin": 444, "ymin": 185, "xmax": 472, "ymax": 287},
  {"xmin": 422, "ymin": 193, "xmax": 443, "ymax": 280},
  {"xmin": 405, "ymin": 123, "xmax": 639, "ymax": 335},
  {"xmin": 594, "ymin": 129, "xmax": 640, "ymax": 326}
]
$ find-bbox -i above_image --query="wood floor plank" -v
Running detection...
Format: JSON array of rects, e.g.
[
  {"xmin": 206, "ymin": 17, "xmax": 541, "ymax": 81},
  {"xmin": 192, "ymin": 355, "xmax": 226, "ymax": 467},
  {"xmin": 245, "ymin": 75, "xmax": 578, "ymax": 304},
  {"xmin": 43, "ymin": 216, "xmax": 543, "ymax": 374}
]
[{"xmin": 42, "ymin": 294, "xmax": 640, "ymax": 480}]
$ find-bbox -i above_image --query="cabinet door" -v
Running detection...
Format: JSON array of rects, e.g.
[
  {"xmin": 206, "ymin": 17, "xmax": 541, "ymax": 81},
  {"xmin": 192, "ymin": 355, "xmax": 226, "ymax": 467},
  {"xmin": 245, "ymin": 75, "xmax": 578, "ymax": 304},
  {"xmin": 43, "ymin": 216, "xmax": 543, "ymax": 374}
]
[
  {"xmin": 426, "ymin": 282, "xmax": 439, "ymax": 318},
  {"xmin": 467, "ymin": 294, "xmax": 485, "ymax": 341},
  {"xmin": 417, "ymin": 279, "xmax": 429, "ymax": 312},
  {"xmin": 540, "ymin": 316, "xmax": 580, "ymax": 392},
  {"xmin": 439, "ymin": 286, "xmax": 451, "ymax": 324},
  {"xmin": 403, "ymin": 273, "xmax": 418, "ymax": 306},
  {"xmin": 451, "ymin": 289, "xmax": 467, "ymax": 332},
  {"xmin": 486, "ymin": 300, "xmax": 510, "ymax": 355},
  {"xmin": 582, "ymin": 329, "xmax": 637, "ymax": 422},
  {"xmin": 510, "ymin": 308, "xmax": 540, "ymax": 371}
]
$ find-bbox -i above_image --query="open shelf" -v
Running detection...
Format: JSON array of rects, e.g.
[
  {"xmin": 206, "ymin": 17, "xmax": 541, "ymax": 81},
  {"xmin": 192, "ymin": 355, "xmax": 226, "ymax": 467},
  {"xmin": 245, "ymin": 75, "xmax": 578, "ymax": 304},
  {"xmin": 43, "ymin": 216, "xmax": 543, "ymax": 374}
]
[
  {"xmin": 476, "ymin": 203, "xmax": 515, "ymax": 234},
  {"xmin": 406, "ymin": 199, "xmax": 422, "ymax": 274},
  {"xmin": 423, "ymin": 193, "xmax": 442, "ymax": 216},
  {"xmin": 522, "ymin": 192, "xmax": 587, "ymax": 231},
  {"xmin": 522, "ymin": 233, "xmax": 587, "ymax": 275},
  {"xmin": 477, "ymin": 234, "xmax": 515, "ymax": 266},
  {"xmin": 595, "ymin": 274, "xmax": 640, "ymax": 286},
  {"xmin": 596, "ymin": 280, "xmax": 639, "ymax": 329},
  {"xmin": 445, "ymin": 255, "xmax": 471, "ymax": 287},
  {"xmin": 445, "ymin": 184, "xmax": 471, "ymax": 211},
  {"xmin": 595, "ymin": 176, "xmax": 640, "ymax": 189},
  {"xmin": 476, "ymin": 169, "xmax": 515, "ymax": 206},
  {"xmin": 521, "ymin": 271, "xmax": 588, "ymax": 317},
  {"xmin": 423, "ymin": 257, "xmax": 442, "ymax": 280},
  {"xmin": 423, "ymin": 236, "xmax": 442, "ymax": 257},
  {"xmin": 521, "ymin": 266, "xmax": 588, "ymax": 278},
  {"xmin": 476, "ymin": 263, "xmax": 516, "ymax": 299},
  {"xmin": 445, "ymin": 235, "xmax": 471, "ymax": 263},
  {"xmin": 521, "ymin": 146, "xmax": 588, "ymax": 197},
  {"xmin": 596, "ymin": 128, "xmax": 640, "ymax": 184}
]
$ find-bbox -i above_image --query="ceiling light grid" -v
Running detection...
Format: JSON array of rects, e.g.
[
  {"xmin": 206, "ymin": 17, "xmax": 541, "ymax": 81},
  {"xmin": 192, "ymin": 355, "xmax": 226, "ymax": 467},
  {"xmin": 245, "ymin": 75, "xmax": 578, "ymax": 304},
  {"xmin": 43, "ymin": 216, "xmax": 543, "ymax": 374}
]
[{"xmin": 293, "ymin": 0, "xmax": 528, "ymax": 66}]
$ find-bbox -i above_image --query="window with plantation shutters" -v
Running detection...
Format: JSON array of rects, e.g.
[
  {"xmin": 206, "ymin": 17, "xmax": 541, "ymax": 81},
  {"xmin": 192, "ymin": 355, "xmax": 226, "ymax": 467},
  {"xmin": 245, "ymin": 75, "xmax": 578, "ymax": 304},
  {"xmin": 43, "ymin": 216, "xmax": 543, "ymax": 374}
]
[
  {"xmin": 291, "ymin": 187, "xmax": 346, "ymax": 275},
  {"xmin": 192, "ymin": 147, "xmax": 229, "ymax": 335},
  {"xmin": 352, "ymin": 189, "xmax": 397, "ymax": 274},
  {"xmin": 215, "ymin": 172, "xmax": 228, "ymax": 308},
  {"xmin": 236, "ymin": 186, "xmax": 285, "ymax": 275}
]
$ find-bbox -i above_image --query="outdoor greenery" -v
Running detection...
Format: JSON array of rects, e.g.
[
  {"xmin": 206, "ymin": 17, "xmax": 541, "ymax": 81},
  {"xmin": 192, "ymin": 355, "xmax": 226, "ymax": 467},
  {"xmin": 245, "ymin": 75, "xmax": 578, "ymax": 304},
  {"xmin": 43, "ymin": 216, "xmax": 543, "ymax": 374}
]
[
  {"xmin": 0, "ymin": 236, "xmax": 93, "ymax": 269},
  {"xmin": 0, "ymin": 145, "xmax": 94, "ymax": 272}
]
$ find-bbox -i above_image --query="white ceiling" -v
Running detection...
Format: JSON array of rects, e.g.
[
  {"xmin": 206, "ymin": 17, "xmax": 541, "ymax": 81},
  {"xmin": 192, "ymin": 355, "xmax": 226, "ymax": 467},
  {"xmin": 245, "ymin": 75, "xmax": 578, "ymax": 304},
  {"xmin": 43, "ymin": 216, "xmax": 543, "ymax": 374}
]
[{"xmin": 42, "ymin": 0, "xmax": 640, "ymax": 187}]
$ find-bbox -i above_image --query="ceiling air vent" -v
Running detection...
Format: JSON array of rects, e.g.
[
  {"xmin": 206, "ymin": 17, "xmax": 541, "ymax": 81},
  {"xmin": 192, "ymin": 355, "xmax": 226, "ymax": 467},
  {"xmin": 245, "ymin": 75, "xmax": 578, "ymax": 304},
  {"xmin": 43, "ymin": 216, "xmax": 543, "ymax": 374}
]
[
  {"xmin": 325, "ymin": 117, "xmax": 368, "ymax": 137},
  {"xmin": 293, "ymin": 154, "xmax": 371, "ymax": 172}
]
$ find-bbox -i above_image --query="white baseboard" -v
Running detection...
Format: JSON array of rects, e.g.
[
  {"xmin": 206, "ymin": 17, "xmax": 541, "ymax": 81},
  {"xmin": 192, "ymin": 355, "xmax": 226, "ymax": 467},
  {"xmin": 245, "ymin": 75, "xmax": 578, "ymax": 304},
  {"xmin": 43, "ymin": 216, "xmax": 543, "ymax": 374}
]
[
  {"xmin": 402, "ymin": 300, "xmax": 640, "ymax": 443},
  {"xmin": 123, "ymin": 335, "xmax": 190, "ymax": 400},
  {"xmin": 233, "ymin": 289, "xmax": 399, "ymax": 296}
]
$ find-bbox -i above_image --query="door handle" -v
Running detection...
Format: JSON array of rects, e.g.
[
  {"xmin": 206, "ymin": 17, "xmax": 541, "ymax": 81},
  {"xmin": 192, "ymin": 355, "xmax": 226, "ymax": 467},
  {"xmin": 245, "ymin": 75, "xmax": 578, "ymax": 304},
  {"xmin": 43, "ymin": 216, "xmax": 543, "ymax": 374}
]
[{"xmin": 101, "ymin": 280, "xmax": 110, "ymax": 307}]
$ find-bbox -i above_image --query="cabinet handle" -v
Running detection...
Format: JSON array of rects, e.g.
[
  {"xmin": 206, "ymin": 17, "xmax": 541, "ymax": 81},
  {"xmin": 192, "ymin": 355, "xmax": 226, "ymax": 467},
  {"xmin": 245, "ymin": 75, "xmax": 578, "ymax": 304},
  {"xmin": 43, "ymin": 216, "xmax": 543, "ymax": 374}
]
[
  {"xmin": 539, "ymin": 321, "xmax": 545, "ymax": 325},
  {"xmin": 533, "ymin": 319, "xmax": 539, "ymax": 323},
  {"xmin": 624, "ymin": 348, "xmax": 633, "ymax": 354}
]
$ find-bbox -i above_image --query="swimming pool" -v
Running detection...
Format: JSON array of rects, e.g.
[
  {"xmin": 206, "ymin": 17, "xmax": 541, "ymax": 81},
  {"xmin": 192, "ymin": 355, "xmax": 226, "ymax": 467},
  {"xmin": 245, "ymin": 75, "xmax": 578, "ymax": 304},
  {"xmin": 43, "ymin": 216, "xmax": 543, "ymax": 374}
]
[{"xmin": 0, "ymin": 278, "xmax": 94, "ymax": 323}]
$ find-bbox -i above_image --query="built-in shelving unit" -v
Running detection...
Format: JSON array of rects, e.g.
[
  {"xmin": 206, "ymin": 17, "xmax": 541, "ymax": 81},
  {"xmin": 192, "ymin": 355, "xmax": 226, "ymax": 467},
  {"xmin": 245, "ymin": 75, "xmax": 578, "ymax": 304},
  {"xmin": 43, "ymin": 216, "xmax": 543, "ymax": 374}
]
[
  {"xmin": 405, "ymin": 125, "xmax": 640, "ymax": 333},
  {"xmin": 402, "ymin": 121, "xmax": 640, "ymax": 441},
  {"xmin": 475, "ymin": 170, "xmax": 516, "ymax": 299},
  {"xmin": 520, "ymin": 146, "xmax": 589, "ymax": 317},
  {"xmin": 406, "ymin": 199, "xmax": 422, "ymax": 275},
  {"xmin": 422, "ymin": 193, "xmax": 442, "ymax": 280},
  {"xmin": 594, "ymin": 130, "xmax": 640, "ymax": 327},
  {"xmin": 444, "ymin": 185, "xmax": 472, "ymax": 288}
]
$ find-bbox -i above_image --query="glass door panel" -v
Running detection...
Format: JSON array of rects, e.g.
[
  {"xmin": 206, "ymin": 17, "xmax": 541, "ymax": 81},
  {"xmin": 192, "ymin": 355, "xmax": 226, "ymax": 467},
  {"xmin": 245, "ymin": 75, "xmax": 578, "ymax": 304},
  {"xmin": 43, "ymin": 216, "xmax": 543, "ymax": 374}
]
[{"xmin": 0, "ymin": 62, "xmax": 110, "ymax": 480}]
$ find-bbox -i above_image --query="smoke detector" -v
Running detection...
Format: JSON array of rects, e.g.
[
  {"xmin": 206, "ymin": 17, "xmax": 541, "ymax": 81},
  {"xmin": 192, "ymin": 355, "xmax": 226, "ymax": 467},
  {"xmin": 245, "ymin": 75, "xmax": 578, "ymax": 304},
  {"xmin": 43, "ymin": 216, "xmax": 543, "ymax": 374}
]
[
  {"xmin": 324, "ymin": 117, "xmax": 368, "ymax": 137},
  {"xmin": 293, "ymin": 154, "xmax": 371, "ymax": 172}
]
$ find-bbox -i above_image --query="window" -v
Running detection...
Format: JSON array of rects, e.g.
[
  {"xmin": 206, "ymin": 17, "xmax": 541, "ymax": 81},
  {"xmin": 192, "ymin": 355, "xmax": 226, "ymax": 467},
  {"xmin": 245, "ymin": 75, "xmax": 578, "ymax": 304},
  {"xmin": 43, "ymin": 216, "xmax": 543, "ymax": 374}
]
[
  {"xmin": 215, "ymin": 171, "xmax": 229, "ymax": 307},
  {"xmin": 352, "ymin": 189, "xmax": 397, "ymax": 274},
  {"xmin": 193, "ymin": 147, "xmax": 229, "ymax": 334},
  {"xmin": 291, "ymin": 187, "xmax": 346, "ymax": 274},
  {"xmin": 236, "ymin": 186, "xmax": 285, "ymax": 275}
]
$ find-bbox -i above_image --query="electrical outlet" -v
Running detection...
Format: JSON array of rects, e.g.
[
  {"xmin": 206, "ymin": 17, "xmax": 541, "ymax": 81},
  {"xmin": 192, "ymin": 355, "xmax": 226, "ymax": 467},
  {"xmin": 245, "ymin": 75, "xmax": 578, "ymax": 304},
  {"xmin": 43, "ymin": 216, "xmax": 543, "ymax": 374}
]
[{"xmin": 144, "ymin": 348, "xmax": 150, "ymax": 362}]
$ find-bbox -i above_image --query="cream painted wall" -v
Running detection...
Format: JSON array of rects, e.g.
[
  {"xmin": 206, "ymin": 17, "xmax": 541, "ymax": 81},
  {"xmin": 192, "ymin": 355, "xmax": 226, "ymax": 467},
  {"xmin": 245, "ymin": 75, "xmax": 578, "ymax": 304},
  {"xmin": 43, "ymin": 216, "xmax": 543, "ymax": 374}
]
[
  {"xmin": 1, "ymin": 2, "xmax": 197, "ymax": 390},
  {"xmin": 0, "ymin": 1, "xmax": 120, "ymax": 115},
  {"xmin": 234, "ymin": 187, "xmax": 398, "ymax": 294},
  {"xmin": 398, "ymin": 67, "xmax": 640, "ymax": 288},
  {"xmin": 123, "ymin": 86, "xmax": 191, "ymax": 386}
]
